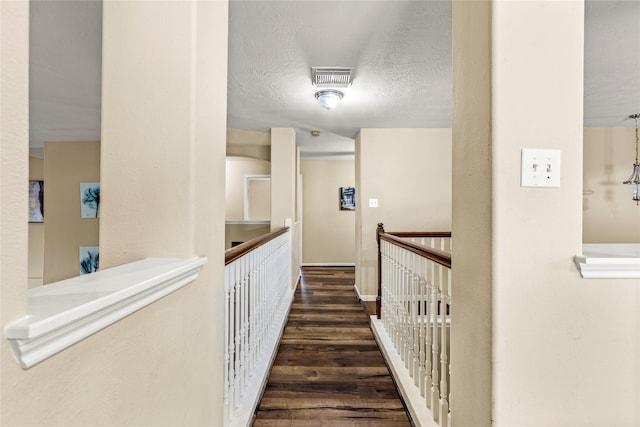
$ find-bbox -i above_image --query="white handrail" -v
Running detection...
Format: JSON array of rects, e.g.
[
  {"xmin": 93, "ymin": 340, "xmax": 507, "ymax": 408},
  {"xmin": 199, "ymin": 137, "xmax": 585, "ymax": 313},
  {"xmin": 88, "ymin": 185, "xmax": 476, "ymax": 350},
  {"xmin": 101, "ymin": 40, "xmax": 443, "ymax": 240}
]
[{"xmin": 223, "ymin": 229, "xmax": 292, "ymax": 427}]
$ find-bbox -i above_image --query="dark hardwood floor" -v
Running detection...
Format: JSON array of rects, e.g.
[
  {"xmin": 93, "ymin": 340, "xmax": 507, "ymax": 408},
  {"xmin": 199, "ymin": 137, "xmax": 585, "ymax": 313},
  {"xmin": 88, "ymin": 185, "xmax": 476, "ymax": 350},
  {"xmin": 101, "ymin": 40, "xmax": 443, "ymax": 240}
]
[{"xmin": 252, "ymin": 266, "xmax": 411, "ymax": 427}]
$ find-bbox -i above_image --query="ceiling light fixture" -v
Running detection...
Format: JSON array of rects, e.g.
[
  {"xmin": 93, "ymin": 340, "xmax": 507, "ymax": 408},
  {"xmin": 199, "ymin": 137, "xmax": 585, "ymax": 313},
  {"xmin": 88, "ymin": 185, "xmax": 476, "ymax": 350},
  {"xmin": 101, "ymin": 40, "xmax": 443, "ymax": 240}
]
[
  {"xmin": 311, "ymin": 67, "xmax": 354, "ymax": 88},
  {"xmin": 623, "ymin": 113, "xmax": 640, "ymax": 205},
  {"xmin": 315, "ymin": 89, "xmax": 343, "ymax": 111}
]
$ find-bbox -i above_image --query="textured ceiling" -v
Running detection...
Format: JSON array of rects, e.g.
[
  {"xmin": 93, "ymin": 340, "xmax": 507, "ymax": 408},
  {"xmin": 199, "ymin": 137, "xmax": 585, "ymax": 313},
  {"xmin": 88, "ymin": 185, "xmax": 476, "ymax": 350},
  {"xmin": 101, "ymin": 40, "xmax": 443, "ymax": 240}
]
[
  {"xmin": 29, "ymin": 1, "xmax": 640, "ymax": 159},
  {"xmin": 29, "ymin": 0, "xmax": 102, "ymax": 158},
  {"xmin": 584, "ymin": 1, "xmax": 640, "ymax": 126},
  {"xmin": 227, "ymin": 1, "xmax": 452, "ymax": 157}
]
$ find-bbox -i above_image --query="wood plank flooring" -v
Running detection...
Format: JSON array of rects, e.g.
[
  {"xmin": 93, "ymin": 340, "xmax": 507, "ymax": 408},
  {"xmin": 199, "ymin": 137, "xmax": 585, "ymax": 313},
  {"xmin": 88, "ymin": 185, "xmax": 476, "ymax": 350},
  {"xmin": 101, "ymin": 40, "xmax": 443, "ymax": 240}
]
[{"xmin": 252, "ymin": 266, "xmax": 411, "ymax": 427}]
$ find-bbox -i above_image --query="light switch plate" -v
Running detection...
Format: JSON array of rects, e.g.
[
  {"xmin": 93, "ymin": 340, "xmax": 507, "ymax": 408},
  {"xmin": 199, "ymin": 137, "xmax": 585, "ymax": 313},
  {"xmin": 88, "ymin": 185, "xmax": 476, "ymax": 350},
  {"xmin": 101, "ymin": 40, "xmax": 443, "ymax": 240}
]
[
  {"xmin": 521, "ymin": 149, "xmax": 561, "ymax": 187},
  {"xmin": 369, "ymin": 198, "xmax": 379, "ymax": 208}
]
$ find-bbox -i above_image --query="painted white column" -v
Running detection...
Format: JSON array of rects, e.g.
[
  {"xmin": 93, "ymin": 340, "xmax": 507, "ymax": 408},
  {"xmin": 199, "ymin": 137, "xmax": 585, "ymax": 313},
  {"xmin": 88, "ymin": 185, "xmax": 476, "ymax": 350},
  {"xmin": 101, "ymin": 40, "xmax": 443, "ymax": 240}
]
[
  {"xmin": 270, "ymin": 127, "xmax": 300, "ymax": 284},
  {"xmin": 270, "ymin": 128, "xmax": 296, "ymax": 232},
  {"xmin": 99, "ymin": 1, "xmax": 228, "ymax": 425},
  {"xmin": 0, "ymin": 0, "xmax": 29, "ymax": 327},
  {"xmin": 451, "ymin": 2, "xmax": 493, "ymax": 425},
  {"xmin": 454, "ymin": 1, "xmax": 639, "ymax": 426},
  {"xmin": 1, "ymin": 4, "xmax": 30, "ymax": 423}
]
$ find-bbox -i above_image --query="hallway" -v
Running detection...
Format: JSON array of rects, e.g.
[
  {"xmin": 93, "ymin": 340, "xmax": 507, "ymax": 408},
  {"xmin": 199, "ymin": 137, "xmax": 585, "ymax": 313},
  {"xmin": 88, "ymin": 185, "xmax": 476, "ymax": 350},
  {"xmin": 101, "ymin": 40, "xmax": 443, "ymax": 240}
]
[{"xmin": 252, "ymin": 267, "xmax": 411, "ymax": 426}]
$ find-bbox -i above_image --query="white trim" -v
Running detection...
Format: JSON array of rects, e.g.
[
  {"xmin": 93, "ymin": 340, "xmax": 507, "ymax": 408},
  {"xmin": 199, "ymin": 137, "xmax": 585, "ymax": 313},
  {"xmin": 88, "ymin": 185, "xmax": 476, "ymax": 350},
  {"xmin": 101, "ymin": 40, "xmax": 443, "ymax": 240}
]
[
  {"xmin": 225, "ymin": 220, "xmax": 270, "ymax": 225},
  {"xmin": 301, "ymin": 262, "xmax": 355, "ymax": 267},
  {"xmin": 299, "ymin": 153, "xmax": 355, "ymax": 161},
  {"xmin": 370, "ymin": 316, "xmax": 439, "ymax": 427},
  {"xmin": 574, "ymin": 243, "xmax": 640, "ymax": 279},
  {"xmin": 4, "ymin": 257, "xmax": 206, "ymax": 369},
  {"xmin": 228, "ymin": 288, "xmax": 295, "ymax": 427},
  {"xmin": 243, "ymin": 174, "xmax": 270, "ymax": 221},
  {"xmin": 352, "ymin": 284, "xmax": 377, "ymax": 302}
]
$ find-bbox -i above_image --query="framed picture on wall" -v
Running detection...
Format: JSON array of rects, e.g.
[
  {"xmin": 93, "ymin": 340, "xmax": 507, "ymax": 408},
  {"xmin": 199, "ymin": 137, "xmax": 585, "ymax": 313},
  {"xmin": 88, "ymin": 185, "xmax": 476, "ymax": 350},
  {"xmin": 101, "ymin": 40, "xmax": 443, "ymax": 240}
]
[
  {"xmin": 339, "ymin": 187, "xmax": 356, "ymax": 211},
  {"xmin": 79, "ymin": 246, "xmax": 99, "ymax": 275},
  {"xmin": 29, "ymin": 180, "xmax": 44, "ymax": 223},
  {"xmin": 80, "ymin": 182, "xmax": 100, "ymax": 218}
]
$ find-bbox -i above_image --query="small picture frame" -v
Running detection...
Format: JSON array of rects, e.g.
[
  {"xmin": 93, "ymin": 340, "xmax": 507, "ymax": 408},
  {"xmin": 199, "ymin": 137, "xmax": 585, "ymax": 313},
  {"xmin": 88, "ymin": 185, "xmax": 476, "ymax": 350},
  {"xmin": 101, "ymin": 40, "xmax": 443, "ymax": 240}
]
[
  {"xmin": 79, "ymin": 246, "xmax": 99, "ymax": 275},
  {"xmin": 339, "ymin": 187, "xmax": 356, "ymax": 211},
  {"xmin": 80, "ymin": 182, "xmax": 100, "ymax": 218},
  {"xmin": 29, "ymin": 180, "xmax": 44, "ymax": 223}
]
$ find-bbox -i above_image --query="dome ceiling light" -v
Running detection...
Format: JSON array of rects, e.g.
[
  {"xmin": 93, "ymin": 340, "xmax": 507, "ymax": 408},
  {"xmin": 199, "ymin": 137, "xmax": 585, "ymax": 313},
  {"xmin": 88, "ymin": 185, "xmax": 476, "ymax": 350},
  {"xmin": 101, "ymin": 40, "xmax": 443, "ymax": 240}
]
[
  {"xmin": 311, "ymin": 67, "xmax": 353, "ymax": 111},
  {"xmin": 315, "ymin": 89, "xmax": 343, "ymax": 111}
]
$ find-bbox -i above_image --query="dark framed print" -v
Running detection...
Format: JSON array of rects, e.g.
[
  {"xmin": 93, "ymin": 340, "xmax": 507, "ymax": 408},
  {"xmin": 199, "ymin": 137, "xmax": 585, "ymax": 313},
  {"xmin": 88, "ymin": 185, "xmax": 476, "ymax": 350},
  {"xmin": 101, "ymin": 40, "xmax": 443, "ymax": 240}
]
[
  {"xmin": 29, "ymin": 180, "xmax": 44, "ymax": 223},
  {"xmin": 339, "ymin": 187, "xmax": 355, "ymax": 211}
]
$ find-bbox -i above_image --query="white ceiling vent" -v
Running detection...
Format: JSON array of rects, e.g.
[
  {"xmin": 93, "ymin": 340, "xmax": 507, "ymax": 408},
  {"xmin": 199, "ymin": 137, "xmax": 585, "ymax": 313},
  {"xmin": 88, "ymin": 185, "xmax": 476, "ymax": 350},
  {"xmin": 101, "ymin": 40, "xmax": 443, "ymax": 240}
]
[{"xmin": 312, "ymin": 67, "xmax": 354, "ymax": 88}]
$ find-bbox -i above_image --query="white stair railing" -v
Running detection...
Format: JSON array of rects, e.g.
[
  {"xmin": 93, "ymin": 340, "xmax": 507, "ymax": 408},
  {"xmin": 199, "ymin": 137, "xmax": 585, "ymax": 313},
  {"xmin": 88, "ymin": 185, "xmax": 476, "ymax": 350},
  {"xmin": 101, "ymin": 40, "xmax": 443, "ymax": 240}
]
[
  {"xmin": 373, "ymin": 224, "xmax": 452, "ymax": 427},
  {"xmin": 223, "ymin": 227, "xmax": 293, "ymax": 427}
]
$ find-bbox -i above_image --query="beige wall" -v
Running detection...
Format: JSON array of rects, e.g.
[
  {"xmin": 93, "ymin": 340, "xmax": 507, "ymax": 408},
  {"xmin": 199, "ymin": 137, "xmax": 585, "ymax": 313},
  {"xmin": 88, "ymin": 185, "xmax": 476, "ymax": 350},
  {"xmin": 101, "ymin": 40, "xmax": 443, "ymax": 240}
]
[
  {"xmin": 28, "ymin": 156, "xmax": 45, "ymax": 287},
  {"xmin": 453, "ymin": 2, "xmax": 640, "ymax": 425},
  {"xmin": 225, "ymin": 223, "xmax": 271, "ymax": 250},
  {"xmin": 451, "ymin": 1, "xmax": 493, "ymax": 423},
  {"xmin": 227, "ymin": 128, "xmax": 271, "ymax": 161},
  {"xmin": 225, "ymin": 156, "xmax": 270, "ymax": 220},
  {"xmin": 1, "ymin": 5, "xmax": 30, "ymax": 419},
  {"xmin": 248, "ymin": 178, "xmax": 271, "ymax": 220},
  {"xmin": 355, "ymin": 128, "xmax": 452, "ymax": 298},
  {"xmin": 301, "ymin": 159, "xmax": 355, "ymax": 264},
  {"xmin": 1, "ymin": 2, "xmax": 229, "ymax": 426},
  {"xmin": 583, "ymin": 127, "xmax": 640, "ymax": 243},
  {"xmin": 271, "ymin": 128, "xmax": 301, "ymax": 283},
  {"xmin": 43, "ymin": 142, "xmax": 100, "ymax": 284}
]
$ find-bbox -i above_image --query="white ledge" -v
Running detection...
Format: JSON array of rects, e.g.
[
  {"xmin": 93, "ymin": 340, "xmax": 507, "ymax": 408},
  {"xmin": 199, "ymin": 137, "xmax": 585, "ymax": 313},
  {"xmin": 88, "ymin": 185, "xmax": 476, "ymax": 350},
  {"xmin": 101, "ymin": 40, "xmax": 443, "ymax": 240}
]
[
  {"xmin": 574, "ymin": 244, "xmax": 640, "ymax": 279},
  {"xmin": 4, "ymin": 257, "xmax": 207, "ymax": 369},
  {"xmin": 225, "ymin": 220, "xmax": 270, "ymax": 225}
]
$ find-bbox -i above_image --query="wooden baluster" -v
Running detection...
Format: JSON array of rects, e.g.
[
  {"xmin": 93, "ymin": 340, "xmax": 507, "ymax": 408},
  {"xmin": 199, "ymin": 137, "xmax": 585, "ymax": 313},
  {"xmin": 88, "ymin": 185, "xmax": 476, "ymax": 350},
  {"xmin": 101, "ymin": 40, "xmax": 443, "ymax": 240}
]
[
  {"xmin": 389, "ymin": 243, "xmax": 395, "ymax": 347},
  {"xmin": 376, "ymin": 223, "xmax": 384, "ymax": 319},
  {"xmin": 256, "ymin": 244, "xmax": 262, "ymax": 357},
  {"xmin": 439, "ymin": 265, "xmax": 450, "ymax": 427},
  {"xmin": 431, "ymin": 260, "xmax": 440, "ymax": 420},
  {"xmin": 382, "ymin": 241, "xmax": 390, "ymax": 331},
  {"xmin": 447, "ymin": 265, "xmax": 453, "ymax": 427},
  {"xmin": 223, "ymin": 264, "xmax": 232, "ymax": 425},
  {"xmin": 407, "ymin": 252, "xmax": 413, "ymax": 371},
  {"xmin": 247, "ymin": 251, "xmax": 254, "ymax": 376},
  {"xmin": 408, "ymin": 253, "xmax": 413, "ymax": 370},
  {"xmin": 407, "ymin": 252, "xmax": 413, "ymax": 376},
  {"xmin": 233, "ymin": 261, "xmax": 241, "ymax": 410},
  {"xmin": 386, "ymin": 241, "xmax": 392, "ymax": 334},
  {"xmin": 416, "ymin": 256, "xmax": 424, "ymax": 393},
  {"xmin": 390, "ymin": 242, "xmax": 395, "ymax": 336},
  {"xmin": 396, "ymin": 245, "xmax": 403, "ymax": 356},
  {"xmin": 394, "ymin": 244, "xmax": 399, "ymax": 354},
  {"xmin": 400, "ymin": 249, "xmax": 406, "ymax": 365},
  {"xmin": 424, "ymin": 256, "xmax": 433, "ymax": 409},
  {"xmin": 239, "ymin": 260, "xmax": 247, "ymax": 405},
  {"xmin": 411, "ymin": 253, "xmax": 419, "ymax": 384}
]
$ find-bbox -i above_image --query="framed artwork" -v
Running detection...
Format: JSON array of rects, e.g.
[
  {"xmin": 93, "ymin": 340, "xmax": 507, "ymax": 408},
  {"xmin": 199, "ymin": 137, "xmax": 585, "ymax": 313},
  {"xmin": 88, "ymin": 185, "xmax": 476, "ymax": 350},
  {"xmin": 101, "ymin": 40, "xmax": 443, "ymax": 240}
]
[
  {"xmin": 29, "ymin": 180, "xmax": 44, "ymax": 223},
  {"xmin": 79, "ymin": 246, "xmax": 99, "ymax": 275},
  {"xmin": 339, "ymin": 187, "xmax": 355, "ymax": 211},
  {"xmin": 80, "ymin": 182, "xmax": 100, "ymax": 218}
]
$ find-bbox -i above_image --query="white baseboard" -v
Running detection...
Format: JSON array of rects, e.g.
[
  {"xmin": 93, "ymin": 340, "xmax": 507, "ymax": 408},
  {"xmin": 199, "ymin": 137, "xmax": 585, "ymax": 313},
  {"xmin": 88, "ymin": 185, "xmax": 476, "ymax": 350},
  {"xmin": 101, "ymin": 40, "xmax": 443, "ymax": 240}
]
[
  {"xmin": 370, "ymin": 316, "xmax": 439, "ymax": 427},
  {"xmin": 229, "ymin": 288, "xmax": 295, "ymax": 427},
  {"xmin": 353, "ymin": 284, "xmax": 376, "ymax": 302},
  {"xmin": 301, "ymin": 262, "xmax": 356, "ymax": 267}
]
